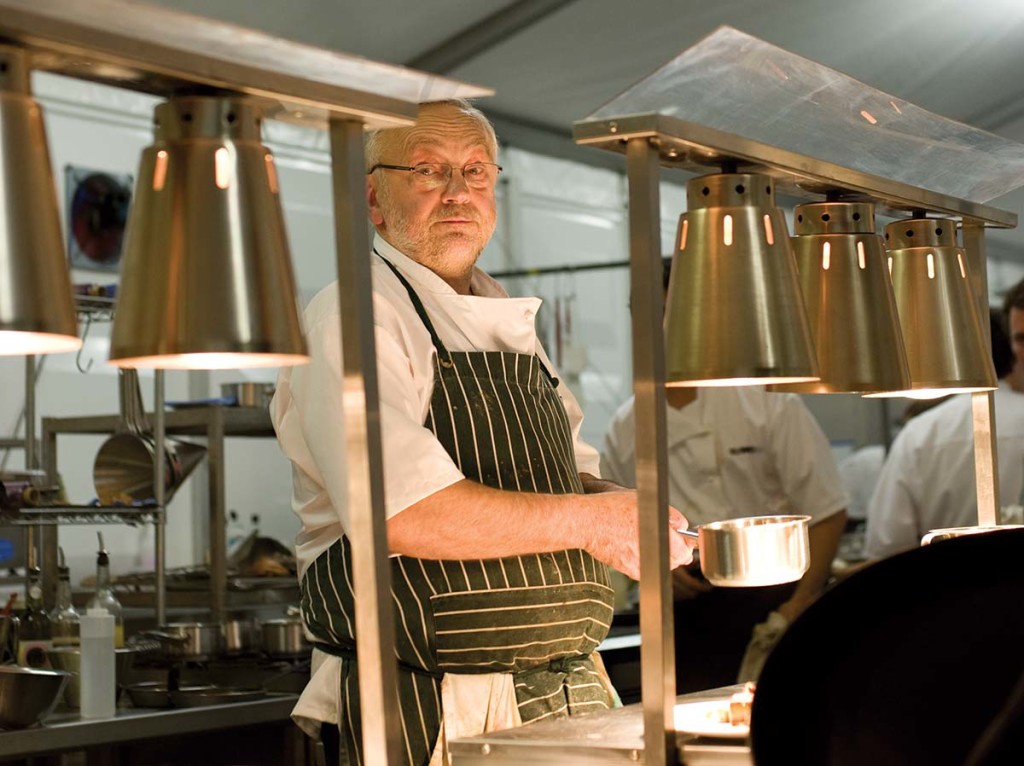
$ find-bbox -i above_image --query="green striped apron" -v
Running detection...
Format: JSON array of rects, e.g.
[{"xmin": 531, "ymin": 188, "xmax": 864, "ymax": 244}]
[{"xmin": 300, "ymin": 255, "xmax": 615, "ymax": 765}]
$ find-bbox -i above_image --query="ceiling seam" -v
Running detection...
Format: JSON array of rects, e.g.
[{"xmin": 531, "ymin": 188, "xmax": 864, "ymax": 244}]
[{"xmin": 405, "ymin": 0, "xmax": 580, "ymax": 74}]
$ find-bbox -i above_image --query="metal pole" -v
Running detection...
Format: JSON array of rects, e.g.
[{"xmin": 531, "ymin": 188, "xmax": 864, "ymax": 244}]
[
  {"xmin": 154, "ymin": 370, "xmax": 166, "ymax": 626},
  {"xmin": 208, "ymin": 407, "xmax": 227, "ymax": 622},
  {"xmin": 626, "ymin": 137, "xmax": 675, "ymax": 766},
  {"xmin": 24, "ymin": 355, "xmax": 35, "ymax": 470},
  {"xmin": 328, "ymin": 116, "xmax": 402, "ymax": 765},
  {"xmin": 963, "ymin": 220, "xmax": 1001, "ymax": 525}
]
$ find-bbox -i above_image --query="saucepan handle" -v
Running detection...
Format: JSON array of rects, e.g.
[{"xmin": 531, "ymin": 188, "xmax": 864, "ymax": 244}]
[{"xmin": 675, "ymin": 528, "xmax": 699, "ymax": 540}]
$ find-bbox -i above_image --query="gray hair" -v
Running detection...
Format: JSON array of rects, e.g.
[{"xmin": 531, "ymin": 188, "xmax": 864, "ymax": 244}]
[{"xmin": 364, "ymin": 99, "xmax": 499, "ymax": 170}]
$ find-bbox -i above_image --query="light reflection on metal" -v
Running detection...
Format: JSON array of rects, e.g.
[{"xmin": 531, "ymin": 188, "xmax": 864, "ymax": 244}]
[
  {"xmin": 0, "ymin": 43, "xmax": 80, "ymax": 356},
  {"xmin": 665, "ymin": 172, "xmax": 819, "ymax": 386},
  {"xmin": 772, "ymin": 201, "xmax": 910, "ymax": 394},
  {"xmin": 109, "ymin": 95, "xmax": 307, "ymax": 369},
  {"xmin": 867, "ymin": 216, "xmax": 997, "ymax": 399}
]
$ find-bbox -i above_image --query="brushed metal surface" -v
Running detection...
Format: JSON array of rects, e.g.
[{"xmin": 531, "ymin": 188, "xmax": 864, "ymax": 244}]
[
  {"xmin": 0, "ymin": 44, "xmax": 79, "ymax": 355},
  {"xmin": 0, "ymin": 0, "xmax": 489, "ymax": 130},
  {"xmin": 882, "ymin": 217, "xmax": 997, "ymax": 396},
  {"xmin": 665, "ymin": 173, "xmax": 819, "ymax": 386},
  {"xmin": 772, "ymin": 201, "xmax": 911, "ymax": 394},
  {"xmin": 573, "ymin": 114, "xmax": 1016, "ymax": 228},
  {"xmin": 109, "ymin": 96, "xmax": 307, "ymax": 369},
  {"xmin": 695, "ymin": 516, "xmax": 810, "ymax": 588}
]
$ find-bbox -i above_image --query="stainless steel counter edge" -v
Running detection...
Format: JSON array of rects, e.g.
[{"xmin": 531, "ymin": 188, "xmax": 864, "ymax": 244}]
[
  {"xmin": 449, "ymin": 687, "xmax": 753, "ymax": 766},
  {"xmin": 0, "ymin": 694, "xmax": 299, "ymax": 758}
]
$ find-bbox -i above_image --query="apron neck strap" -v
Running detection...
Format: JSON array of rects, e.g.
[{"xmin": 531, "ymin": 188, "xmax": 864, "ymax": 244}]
[{"xmin": 375, "ymin": 250, "xmax": 453, "ymax": 363}]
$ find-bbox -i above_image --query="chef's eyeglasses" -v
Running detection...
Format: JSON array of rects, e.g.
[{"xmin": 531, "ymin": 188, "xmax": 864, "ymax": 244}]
[{"xmin": 367, "ymin": 162, "xmax": 503, "ymax": 190}]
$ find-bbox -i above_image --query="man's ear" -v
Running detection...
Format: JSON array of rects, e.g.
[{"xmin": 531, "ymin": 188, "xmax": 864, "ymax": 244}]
[{"xmin": 367, "ymin": 176, "xmax": 385, "ymax": 227}]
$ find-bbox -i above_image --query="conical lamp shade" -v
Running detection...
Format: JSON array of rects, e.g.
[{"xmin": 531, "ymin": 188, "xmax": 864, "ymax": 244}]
[
  {"xmin": 0, "ymin": 45, "xmax": 80, "ymax": 355},
  {"xmin": 109, "ymin": 96, "xmax": 307, "ymax": 368},
  {"xmin": 772, "ymin": 201, "xmax": 910, "ymax": 394},
  {"xmin": 867, "ymin": 217, "xmax": 996, "ymax": 399},
  {"xmin": 665, "ymin": 172, "xmax": 819, "ymax": 386}
]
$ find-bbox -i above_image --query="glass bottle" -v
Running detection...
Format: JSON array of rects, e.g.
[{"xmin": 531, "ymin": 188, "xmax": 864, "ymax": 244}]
[
  {"xmin": 17, "ymin": 567, "xmax": 52, "ymax": 668},
  {"xmin": 50, "ymin": 549, "xmax": 80, "ymax": 647},
  {"xmin": 85, "ymin": 533, "xmax": 124, "ymax": 648}
]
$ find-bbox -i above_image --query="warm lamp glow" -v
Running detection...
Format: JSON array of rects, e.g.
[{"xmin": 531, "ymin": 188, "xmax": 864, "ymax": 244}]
[
  {"xmin": 113, "ymin": 352, "xmax": 307, "ymax": 370},
  {"xmin": 670, "ymin": 376, "xmax": 819, "ymax": 387},
  {"xmin": 0, "ymin": 331, "xmax": 82, "ymax": 356}
]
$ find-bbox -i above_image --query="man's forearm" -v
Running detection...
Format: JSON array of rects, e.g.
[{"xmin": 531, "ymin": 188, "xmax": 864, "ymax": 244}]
[
  {"xmin": 387, "ymin": 479, "xmax": 595, "ymax": 560},
  {"xmin": 776, "ymin": 509, "xmax": 847, "ymax": 622},
  {"xmin": 385, "ymin": 477, "xmax": 694, "ymax": 580}
]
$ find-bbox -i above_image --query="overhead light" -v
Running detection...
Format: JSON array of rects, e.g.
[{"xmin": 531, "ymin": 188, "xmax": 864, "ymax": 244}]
[
  {"xmin": 866, "ymin": 216, "xmax": 996, "ymax": 399},
  {"xmin": 665, "ymin": 172, "xmax": 819, "ymax": 386},
  {"xmin": 0, "ymin": 44, "xmax": 81, "ymax": 356},
  {"xmin": 772, "ymin": 201, "xmax": 910, "ymax": 394},
  {"xmin": 109, "ymin": 95, "xmax": 307, "ymax": 369}
]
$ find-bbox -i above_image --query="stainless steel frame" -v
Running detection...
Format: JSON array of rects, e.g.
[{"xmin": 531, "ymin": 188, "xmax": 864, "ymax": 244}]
[
  {"xmin": 567, "ymin": 114, "xmax": 1014, "ymax": 765},
  {"xmin": 0, "ymin": 4, "xmax": 489, "ymax": 762}
]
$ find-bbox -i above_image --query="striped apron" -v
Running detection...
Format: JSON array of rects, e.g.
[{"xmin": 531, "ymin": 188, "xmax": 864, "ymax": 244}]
[{"xmin": 300, "ymin": 256, "xmax": 615, "ymax": 765}]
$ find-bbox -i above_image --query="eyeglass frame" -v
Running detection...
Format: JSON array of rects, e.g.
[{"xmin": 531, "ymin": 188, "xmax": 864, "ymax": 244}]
[{"xmin": 366, "ymin": 161, "xmax": 504, "ymax": 188}]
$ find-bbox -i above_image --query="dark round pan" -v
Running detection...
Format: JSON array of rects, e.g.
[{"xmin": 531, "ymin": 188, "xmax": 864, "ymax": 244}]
[{"xmin": 750, "ymin": 527, "xmax": 1024, "ymax": 766}]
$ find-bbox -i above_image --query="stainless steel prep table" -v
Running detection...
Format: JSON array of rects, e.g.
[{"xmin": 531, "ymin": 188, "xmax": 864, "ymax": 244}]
[
  {"xmin": 0, "ymin": 693, "xmax": 302, "ymax": 762},
  {"xmin": 450, "ymin": 686, "xmax": 753, "ymax": 766}
]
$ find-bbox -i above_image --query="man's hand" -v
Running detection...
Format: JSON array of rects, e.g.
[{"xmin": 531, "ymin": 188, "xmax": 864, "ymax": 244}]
[
  {"xmin": 579, "ymin": 490, "xmax": 695, "ymax": 580},
  {"xmin": 671, "ymin": 565, "xmax": 713, "ymax": 600}
]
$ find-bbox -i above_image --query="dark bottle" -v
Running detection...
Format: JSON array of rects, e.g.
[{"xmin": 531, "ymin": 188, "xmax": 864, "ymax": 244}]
[
  {"xmin": 17, "ymin": 567, "xmax": 52, "ymax": 668},
  {"xmin": 50, "ymin": 549, "xmax": 80, "ymax": 648}
]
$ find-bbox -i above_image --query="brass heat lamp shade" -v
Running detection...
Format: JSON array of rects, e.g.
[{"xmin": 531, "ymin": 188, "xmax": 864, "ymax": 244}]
[
  {"xmin": 0, "ymin": 45, "xmax": 80, "ymax": 355},
  {"xmin": 109, "ymin": 96, "xmax": 307, "ymax": 369},
  {"xmin": 772, "ymin": 201, "xmax": 910, "ymax": 394},
  {"xmin": 867, "ymin": 217, "xmax": 996, "ymax": 399},
  {"xmin": 665, "ymin": 172, "xmax": 819, "ymax": 386}
]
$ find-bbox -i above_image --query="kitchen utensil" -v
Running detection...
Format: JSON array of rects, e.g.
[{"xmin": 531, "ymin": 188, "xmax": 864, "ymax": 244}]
[
  {"xmin": 920, "ymin": 524, "xmax": 1024, "ymax": 546},
  {"xmin": 750, "ymin": 526, "xmax": 1024, "ymax": 766},
  {"xmin": 93, "ymin": 369, "xmax": 206, "ymax": 504},
  {"xmin": 676, "ymin": 515, "xmax": 810, "ymax": 587},
  {"xmin": 124, "ymin": 682, "xmax": 215, "ymax": 709},
  {"xmin": 140, "ymin": 622, "xmax": 223, "ymax": 661},
  {"xmin": 46, "ymin": 646, "xmax": 138, "ymax": 708},
  {"xmin": 220, "ymin": 382, "xmax": 275, "ymax": 409},
  {"xmin": 169, "ymin": 687, "xmax": 267, "ymax": 708},
  {"xmin": 222, "ymin": 617, "xmax": 260, "ymax": 656},
  {"xmin": 260, "ymin": 617, "xmax": 309, "ymax": 659},
  {"xmin": 0, "ymin": 665, "xmax": 69, "ymax": 728},
  {"xmin": 227, "ymin": 531, "xmax": 296, "ymax": 577}
]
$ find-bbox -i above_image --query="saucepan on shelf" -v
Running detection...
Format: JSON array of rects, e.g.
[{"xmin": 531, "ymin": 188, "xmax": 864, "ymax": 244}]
[{"xmin": 677, "ymin": 515, "xmax": 811, "ymax": 587}]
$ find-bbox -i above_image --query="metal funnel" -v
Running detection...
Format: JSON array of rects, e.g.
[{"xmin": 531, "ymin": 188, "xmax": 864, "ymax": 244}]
[{"xmin": 93, "ymin": 370, "xmax": 205, "ymax": 504}]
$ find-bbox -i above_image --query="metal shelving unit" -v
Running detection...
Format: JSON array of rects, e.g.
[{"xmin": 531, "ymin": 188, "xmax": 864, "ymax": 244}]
[
  {"xmin": 40, "ymin": 403, "xmax": 277, "ymax": 622},
  {"xmin": 0, "ymin": 506, "xmax": 160, "ymax": 526}
]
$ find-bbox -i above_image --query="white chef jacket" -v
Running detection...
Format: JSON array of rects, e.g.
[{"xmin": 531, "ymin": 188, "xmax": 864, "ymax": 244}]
[
  {"xmin": 600, "ymin": 387, "xmax": 847, "ymax": 528},
  {"xmin": 837, "ymin": 445, "xmax": 885, "ymax": 522},
  {"xmin": 863, "ymin": 381, "xmax": 1024, "ymax": 560},
  {"xmin": 271, "ymin": 234, "xmax": 601, "ymax": 736}
]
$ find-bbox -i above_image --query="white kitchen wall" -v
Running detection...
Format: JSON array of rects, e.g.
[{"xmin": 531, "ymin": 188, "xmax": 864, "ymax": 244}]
[{"xmin": 2, "ymin": 75, "xmax": 1020, "ymax": 584}]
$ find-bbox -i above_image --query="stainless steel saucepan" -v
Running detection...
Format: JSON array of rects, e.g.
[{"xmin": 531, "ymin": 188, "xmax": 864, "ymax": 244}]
[{"xmin": 677, "ymin": 515, "xmax": 811, "ymax": 587}]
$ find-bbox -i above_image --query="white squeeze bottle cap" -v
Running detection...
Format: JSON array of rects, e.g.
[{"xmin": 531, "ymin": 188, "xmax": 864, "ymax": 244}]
[{"xmin": 80, "ymin": 607, "xmax": 116, "ymax": 719}]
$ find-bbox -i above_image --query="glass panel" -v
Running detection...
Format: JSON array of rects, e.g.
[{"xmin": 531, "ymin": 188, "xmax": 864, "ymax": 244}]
[{"xmin": 587, "ymin": 27, "xmax": 1024, "ymax": 203}]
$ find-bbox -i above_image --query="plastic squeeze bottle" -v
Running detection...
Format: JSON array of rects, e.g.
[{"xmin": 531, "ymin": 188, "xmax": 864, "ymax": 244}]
[
  {"xmin": 80, "ymin": 607, "xmax": 116, "ymax": 719},
  {"xmin": 86, "ymin": 533, "xmax": 124, "ymax": 647}
]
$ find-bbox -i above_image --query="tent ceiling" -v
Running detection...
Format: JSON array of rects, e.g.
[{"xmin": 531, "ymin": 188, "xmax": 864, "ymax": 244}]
[{"xmin": 150, "ymin": 0, "xmax": 1024, "ymax": 261}]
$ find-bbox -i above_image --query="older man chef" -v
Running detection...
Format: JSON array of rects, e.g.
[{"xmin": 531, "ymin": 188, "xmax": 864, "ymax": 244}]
[{"xmin": 271, "ymin": 100, "xmax": 694, "ymax": 766}]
